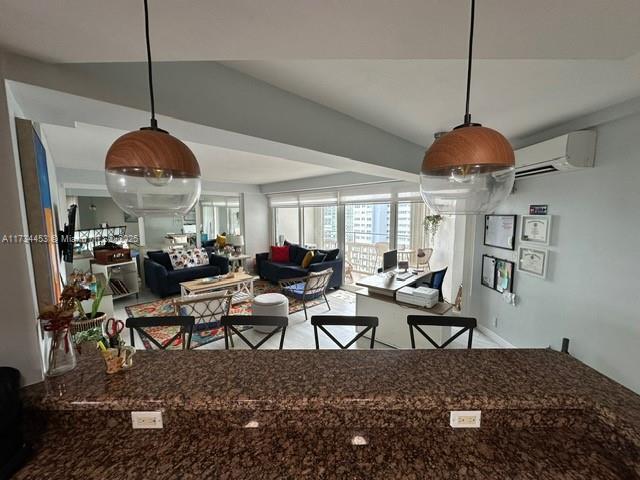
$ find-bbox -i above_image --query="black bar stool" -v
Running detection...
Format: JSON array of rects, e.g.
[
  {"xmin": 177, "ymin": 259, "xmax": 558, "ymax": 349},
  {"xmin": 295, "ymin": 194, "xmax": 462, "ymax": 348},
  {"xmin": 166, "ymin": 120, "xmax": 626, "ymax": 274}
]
[
  {"xmin": 407, "ymin": 315, "xmax": 477, "ymax": 349},
  {"xmin": 311, "ymin": 315, "xmax": 378, "ymax": 349},
  {"xmin": 221, "ymin": 315, "xmax": 288, "ymax": 350},
  {"xmin": 126, "ymin": 316, "xmax": 195, "ymax": 350}
]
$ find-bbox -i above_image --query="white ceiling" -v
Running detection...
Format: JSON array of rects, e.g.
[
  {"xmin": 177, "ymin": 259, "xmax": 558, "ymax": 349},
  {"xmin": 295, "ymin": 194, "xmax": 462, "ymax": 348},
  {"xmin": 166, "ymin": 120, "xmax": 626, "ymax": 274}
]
[
  {"xmin": 223, "ymin": 57, "xmax": 640, "ymax": 145},
  {"xmin": 1, "ymin": 0, "xmax": 640, "ymax": 62},
  {"xmin": 40, "ymin": 123, "xmax": 339, "ymax": 185}
]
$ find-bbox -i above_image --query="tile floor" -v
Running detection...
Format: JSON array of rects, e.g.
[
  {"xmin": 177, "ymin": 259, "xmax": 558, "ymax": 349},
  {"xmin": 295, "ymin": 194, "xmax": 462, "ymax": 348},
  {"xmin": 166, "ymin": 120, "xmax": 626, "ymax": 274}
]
[{"xmin": 114, "ymin": 288, "xmax": 501, "ymax": 350}]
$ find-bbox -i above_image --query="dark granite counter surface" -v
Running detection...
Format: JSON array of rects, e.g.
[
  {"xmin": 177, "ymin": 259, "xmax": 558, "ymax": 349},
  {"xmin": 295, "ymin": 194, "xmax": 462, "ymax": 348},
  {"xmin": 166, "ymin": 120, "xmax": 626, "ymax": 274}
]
[{"xmin": 16, "ymin": 349, "xmax": 640, "ymax": 479}]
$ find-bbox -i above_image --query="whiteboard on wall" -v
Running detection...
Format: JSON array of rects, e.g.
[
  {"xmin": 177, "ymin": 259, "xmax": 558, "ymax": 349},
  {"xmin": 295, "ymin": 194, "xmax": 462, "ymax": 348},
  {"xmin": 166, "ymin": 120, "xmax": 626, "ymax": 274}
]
[{"xmin": 484, "ymin": 215, "xmax": 517, "ymax": 250}]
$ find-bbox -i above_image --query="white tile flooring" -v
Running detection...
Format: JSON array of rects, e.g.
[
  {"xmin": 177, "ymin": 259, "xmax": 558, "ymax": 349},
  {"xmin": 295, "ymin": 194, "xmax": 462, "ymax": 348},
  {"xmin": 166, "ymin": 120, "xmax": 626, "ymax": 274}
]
[{"xmin": 114, "ymin": 288, "xmax": 500, "ymax": 350}]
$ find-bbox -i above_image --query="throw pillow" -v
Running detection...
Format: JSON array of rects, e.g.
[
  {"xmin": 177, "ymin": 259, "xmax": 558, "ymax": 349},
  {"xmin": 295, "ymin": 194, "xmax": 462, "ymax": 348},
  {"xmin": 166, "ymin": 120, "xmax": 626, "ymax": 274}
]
[
  {"xmin": 301, "ymin": 251, "xmax": 314, "ymax": 268},
  {"xmin": 186, "ymin": 248, "xmax": 209, "ymax": 267},
  {"xmin": 271, "ymin": 245, "xmax": 290, "ymax": 263},
  {"xmin": 309, "ymin": 253, "xmax": 327, "ymax": 265},
  {"xmin": 323, "ymin": 248, "xmax": 340, "ymax": 261},
  {"xmin": 290, "ymin": 245, "xmax": 310, "ymax": 265},
  {"xmin": 166, "ymin": 247, "xmax": 189, "ymax": 270},
  {"xmin": 148, "ymin": 251, "xmax": 173, "ymax": 271},
  {"xmin": 216, "ymin": 234, "xmax": 226, "ymax": 248}
]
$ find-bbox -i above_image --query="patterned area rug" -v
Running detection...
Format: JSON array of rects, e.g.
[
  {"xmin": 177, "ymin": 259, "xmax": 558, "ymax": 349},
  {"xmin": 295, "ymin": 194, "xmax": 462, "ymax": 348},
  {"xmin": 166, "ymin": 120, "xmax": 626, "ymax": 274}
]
[{"xmin": 125, "ymin": 280, "xmax": 350, "ymax": 350}]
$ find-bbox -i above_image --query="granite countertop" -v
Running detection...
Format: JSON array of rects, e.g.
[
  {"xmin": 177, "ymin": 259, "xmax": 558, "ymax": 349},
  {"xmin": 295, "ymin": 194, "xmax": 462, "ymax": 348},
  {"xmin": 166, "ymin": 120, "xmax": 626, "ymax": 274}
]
[{"xmin": 17, "ymin": 349, "xmax": 640, "ymax": 479}]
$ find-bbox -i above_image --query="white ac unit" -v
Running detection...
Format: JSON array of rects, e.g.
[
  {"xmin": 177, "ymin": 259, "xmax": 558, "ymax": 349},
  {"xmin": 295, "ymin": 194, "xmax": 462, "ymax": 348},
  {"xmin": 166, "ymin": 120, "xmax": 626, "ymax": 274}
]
[{"xmin": 515, "ymin": 130, "xmax": 596, "ymax": 179}]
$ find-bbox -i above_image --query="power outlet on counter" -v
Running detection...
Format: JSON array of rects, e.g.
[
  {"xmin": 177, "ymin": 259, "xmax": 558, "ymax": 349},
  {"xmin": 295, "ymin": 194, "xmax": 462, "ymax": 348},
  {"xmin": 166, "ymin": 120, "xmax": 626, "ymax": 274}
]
[
  {"xmin": 131, "ymin": 411, "xmax": 163, "ymax": 429},
  {"xmin": 450, "ymin": 410, "xmax": 481, "ymax": 428}
]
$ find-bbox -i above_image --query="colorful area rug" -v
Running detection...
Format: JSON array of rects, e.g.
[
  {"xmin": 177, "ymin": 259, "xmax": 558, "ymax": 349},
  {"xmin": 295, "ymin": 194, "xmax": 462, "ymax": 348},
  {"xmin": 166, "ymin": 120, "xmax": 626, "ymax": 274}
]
[{"xmin": 125, "ymin": 280, "xmax": 348, "ymax": 350}]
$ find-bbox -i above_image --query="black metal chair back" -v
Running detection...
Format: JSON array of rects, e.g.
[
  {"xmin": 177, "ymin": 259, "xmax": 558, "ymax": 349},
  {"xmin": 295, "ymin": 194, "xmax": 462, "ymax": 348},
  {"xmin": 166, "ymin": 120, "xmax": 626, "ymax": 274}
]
[
  {"xmin": 221, "ymin": 315, "xmax": 288, "ymax": 350},
  {"xmin": 126, "ymin": 316, "xmax": 195, "ymax": 350},
  {"xmin": 407, "ymin": 315, "xmax": 477, "ymax": 349},
  {"xmin": 311, "ymin": 315, "xmax": 378, "ymax": 349}
]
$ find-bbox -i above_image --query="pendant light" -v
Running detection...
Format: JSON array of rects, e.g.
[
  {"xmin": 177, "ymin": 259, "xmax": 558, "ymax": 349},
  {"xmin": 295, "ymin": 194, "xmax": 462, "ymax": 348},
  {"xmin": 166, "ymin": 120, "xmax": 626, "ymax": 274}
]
[
  {"xmin": 105, "ymin": 0, "xmax": 201, "ymax": 216},
  {"xmin": 420, "ymin": 0, "xmax": 515, "ymax": 215}
]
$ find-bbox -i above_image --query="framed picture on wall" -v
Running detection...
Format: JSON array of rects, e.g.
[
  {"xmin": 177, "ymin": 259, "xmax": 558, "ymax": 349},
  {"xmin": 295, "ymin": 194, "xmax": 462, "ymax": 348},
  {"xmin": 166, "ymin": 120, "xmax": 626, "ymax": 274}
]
[
  {"xmin": 481, "ymin": 255, "xmax": 496, "ymax": 289},
  {"xmin": 517, "ymin": 246, "xmax": 548, "ymax": 279},
  {"xmin": 495, "ymin": 258, "xmax": 515, "ymax": 293},
  {"xmin": 520, "ymin": 215, "xmax": 552, "ymax": 245},
  {"xmin": 484, "ymin": 215, "xmax": 517, "ymax": 250}
]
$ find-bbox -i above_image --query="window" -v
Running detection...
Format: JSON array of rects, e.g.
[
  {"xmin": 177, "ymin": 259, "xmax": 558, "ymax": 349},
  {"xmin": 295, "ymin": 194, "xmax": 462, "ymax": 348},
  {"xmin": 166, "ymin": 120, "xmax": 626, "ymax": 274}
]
[
  {"xmin": 303, "ymin": 206, "xmax": 337, "ymax": 249},
  {"xmin": 396, "ymin": 202, "xmax": 427, "ymax": 266},
  {"xmin": 274, "ymin": 207, "xmax": 299, "ymax": 244},
  {"xmin": 344, "ymin": 203, "xmax": 391, "ymax": 278}
]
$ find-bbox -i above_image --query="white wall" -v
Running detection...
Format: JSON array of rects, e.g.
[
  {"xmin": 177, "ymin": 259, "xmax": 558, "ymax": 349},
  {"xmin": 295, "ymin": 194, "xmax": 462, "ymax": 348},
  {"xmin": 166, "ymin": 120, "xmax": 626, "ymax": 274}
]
[
  {"xmin": 242, "ymin": 193, "xmax": 270, "ymax": 270},
  {"xmin": 469, "ymin": 113, "xmax": 640, "ymax": 393},
  {"xmin": 0, "ymin": 80, "xmax": 43, "ymax": 385}
]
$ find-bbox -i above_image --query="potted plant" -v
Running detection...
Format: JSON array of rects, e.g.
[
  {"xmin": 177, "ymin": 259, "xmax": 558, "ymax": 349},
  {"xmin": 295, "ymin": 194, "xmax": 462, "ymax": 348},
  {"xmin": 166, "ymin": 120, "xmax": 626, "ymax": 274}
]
[
  {"xmin": 38, "ymin": 282, "xmax": 91, "ymax": 376},
  {"xmin": 72, "ymin": 282, "xmax": 107, "ymax": 333},
  {"xmin": 423, "ymin": 214, "xmax": 444, "ymax": 244}
]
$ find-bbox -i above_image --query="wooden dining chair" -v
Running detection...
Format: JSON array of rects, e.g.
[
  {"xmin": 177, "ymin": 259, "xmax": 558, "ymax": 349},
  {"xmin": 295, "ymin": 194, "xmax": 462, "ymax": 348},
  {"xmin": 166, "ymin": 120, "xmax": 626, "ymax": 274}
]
[
  {"xmin": 407, "ymin": 315, "xmax": 477, "ymax": 349},
  {"xmin": 311, "ymin": 315, "xmax": 379, "ymax": 349},
  {"xmin": 126, "ymin": 316, "xmax": 195, "ymax": 350}
]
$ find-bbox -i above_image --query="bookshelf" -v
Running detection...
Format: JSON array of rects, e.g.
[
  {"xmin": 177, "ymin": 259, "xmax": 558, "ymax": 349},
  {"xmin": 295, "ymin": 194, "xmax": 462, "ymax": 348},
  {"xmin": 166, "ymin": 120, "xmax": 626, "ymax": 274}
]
[{"xmin": 91, "ymin": 259, "xmax": 139, "ymax": 301}]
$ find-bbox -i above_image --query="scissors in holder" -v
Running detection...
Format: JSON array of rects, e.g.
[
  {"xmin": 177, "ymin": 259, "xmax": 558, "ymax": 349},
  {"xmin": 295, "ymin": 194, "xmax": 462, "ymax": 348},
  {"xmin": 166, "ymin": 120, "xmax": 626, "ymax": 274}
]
[{"xmin": 105, "ymin": 318, "xmax": 124, "ymax": 348}]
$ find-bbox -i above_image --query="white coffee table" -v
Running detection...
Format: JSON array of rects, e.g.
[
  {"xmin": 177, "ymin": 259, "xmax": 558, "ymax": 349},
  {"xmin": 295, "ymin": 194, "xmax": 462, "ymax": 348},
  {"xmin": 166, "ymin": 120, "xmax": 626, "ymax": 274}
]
[{"xmin": 180, "ymin": 273, "xmax": 258, "ymax": 304}]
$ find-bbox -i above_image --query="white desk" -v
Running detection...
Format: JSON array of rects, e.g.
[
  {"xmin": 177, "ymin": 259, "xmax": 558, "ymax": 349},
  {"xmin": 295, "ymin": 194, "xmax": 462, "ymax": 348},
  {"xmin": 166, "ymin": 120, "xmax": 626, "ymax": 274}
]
[{"xmin": 354, "ymin": 269, "xmax": 452, "ymax": 348}]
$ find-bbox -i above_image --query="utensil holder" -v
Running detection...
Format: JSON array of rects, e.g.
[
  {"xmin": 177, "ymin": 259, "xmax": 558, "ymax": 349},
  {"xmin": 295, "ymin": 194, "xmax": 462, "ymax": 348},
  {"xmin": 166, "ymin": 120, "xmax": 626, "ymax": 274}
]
[{"xmin": 100, "ymin": 346, "xmax": 136, "ymax": 374}]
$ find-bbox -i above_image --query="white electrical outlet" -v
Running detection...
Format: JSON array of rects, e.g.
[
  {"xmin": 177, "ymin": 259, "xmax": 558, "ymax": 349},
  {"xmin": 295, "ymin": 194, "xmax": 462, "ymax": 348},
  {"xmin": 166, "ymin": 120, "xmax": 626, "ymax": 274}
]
[
  {"xmin": 131, "ymin": 411, "xmax": 163, "ymax": 429},
  {"xmin": 450, "ymin": 410, "xmax": 481, "ymax": 428}
]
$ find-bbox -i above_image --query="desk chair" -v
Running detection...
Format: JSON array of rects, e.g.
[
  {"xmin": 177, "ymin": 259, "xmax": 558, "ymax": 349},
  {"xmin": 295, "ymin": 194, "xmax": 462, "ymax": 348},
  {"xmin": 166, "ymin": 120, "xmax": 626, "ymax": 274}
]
[
  {"xmin": 126, "ymin": 316, "xmax": 195, "ymax": 350},
  {"xmin": 421, "ymin": 266, "xmax": 448, "ymax": 302},
  {"xmin": 221, "ymin": 315, "xmax": 288, "ymax": 350},
  {"xmin": 407, "ymin": 315, "xmax": 477, "ymax": 349},
  {"xmin": 311, "ymin": 315, "xmax": 378, "ymax": 349}
]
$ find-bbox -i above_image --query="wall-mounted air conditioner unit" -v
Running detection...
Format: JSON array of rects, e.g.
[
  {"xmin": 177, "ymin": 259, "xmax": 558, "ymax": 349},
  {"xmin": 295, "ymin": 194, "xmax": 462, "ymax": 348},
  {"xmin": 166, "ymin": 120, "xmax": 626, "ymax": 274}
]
[{"xmin": 515, "ymin": 130, "xmax": 596, "ymax": 179}]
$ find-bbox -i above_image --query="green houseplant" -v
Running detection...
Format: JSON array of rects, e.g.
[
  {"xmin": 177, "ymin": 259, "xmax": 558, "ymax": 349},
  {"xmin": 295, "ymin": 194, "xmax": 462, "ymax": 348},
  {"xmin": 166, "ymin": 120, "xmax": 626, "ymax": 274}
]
[{"xmin": 423, "ymin": 214, "xmax": 444, "ymax": 244}]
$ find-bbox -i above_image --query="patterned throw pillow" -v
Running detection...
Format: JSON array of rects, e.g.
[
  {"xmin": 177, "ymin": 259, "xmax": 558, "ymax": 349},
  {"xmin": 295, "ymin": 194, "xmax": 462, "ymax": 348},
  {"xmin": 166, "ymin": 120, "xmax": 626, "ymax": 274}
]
[
  {"xmin": 166, "ymin": 247, "xmax": 189, "ymax": 270},
  {"xmin": 187, "ymin": 248, "xmax": 209, "ymax": 267}
]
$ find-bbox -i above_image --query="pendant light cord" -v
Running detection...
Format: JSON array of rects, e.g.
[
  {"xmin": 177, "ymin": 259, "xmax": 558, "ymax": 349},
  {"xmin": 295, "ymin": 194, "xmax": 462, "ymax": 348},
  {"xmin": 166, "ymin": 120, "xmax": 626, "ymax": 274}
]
[
  {"xmin": 463, "ymin": 0, "xmax": 475, "ymax": 126},
  {"xmin": 144, "ymin": 0, "xmax": 158, "ymax": 129}
]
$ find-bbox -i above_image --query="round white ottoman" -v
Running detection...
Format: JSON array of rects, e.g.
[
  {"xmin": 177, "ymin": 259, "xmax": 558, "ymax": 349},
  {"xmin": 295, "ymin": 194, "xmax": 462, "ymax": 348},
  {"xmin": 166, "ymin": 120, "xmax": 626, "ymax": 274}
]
[{"xmin": 252, "ymin": 293, "xmax": 289, "ymax": 333}]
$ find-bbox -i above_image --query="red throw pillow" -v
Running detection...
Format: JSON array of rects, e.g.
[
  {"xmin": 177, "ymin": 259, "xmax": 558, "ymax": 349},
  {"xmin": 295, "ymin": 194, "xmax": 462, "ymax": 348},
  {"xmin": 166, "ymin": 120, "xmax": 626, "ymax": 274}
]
[{"xmin": 271, "ymin": 245, "xmax": 290, "ymax": 263}]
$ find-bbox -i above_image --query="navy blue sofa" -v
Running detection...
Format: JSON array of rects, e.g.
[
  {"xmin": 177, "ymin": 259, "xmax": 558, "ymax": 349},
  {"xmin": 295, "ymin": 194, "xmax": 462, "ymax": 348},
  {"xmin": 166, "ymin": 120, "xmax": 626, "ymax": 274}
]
[
  {"xmin": 144, "ymin": 250, "xmax": 229, "ymax": 298},
  {"xmin": 255, "ymin": 244, "xmax": 343, "ymax": 290}
]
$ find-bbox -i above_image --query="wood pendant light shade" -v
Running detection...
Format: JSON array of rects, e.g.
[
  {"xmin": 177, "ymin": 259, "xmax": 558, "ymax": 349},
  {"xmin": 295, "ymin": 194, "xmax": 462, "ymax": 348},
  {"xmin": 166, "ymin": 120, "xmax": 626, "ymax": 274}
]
[
  {"xmin": 105, "ymin": 129, "xmax": 200, "ymax": 178},
  {"xmin": 422, "ymin": 126, "xmax": 514, "ymax": 176}
]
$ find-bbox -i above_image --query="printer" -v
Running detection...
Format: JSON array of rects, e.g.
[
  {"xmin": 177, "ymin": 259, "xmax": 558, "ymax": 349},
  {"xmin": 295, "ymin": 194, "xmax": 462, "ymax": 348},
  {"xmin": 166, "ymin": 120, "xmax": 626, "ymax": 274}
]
[{"xmin": 396, "ymin": 286, "xmax": 439, "ymax": 308}]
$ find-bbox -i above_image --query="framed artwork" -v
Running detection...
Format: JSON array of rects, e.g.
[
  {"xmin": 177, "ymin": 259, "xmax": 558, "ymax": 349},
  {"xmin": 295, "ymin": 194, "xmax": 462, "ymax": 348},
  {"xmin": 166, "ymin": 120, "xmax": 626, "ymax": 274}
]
[
  {"xmin": 484, "ymin": 215, "xmax": 517, "ymax": 250},
  {"xmin": 495, "ymin": 258, "xmax": 515, "ymax": 293},
  {"xmin": 520, "ymin": 215, "xmax": 551, "ymax": 245},
  {"xmin": 15, "ymin": 119, "xmax": 62, "ymax": 309},
  {"xmin": 481, "ymin": 255, "xmax": 496, "ymax": 289},
  {"xmin": 518, "ymin": 246, "xmax": 548, "ymax": 279},
  {"xmin": 529, "ymin": 204, "xmax": 548, "ymax": 215}
]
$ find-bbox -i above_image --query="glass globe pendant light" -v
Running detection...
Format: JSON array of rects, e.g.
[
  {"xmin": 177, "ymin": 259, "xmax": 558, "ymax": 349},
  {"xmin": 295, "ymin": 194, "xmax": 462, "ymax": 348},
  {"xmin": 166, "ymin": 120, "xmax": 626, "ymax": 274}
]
[
  {"xmin": 105, "ymin": 0, "xmax": 201, "ymax": 216},
  {"xmin": 420, "ymin": 0, "xmax": 515, "ymax": 215}
]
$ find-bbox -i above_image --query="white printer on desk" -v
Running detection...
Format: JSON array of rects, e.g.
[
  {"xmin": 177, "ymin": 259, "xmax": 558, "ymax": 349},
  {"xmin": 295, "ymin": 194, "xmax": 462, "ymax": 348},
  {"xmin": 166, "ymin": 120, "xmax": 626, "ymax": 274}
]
[{"xmin": 396, "ymin": 286, "xmax": 439, "ymax": 308}]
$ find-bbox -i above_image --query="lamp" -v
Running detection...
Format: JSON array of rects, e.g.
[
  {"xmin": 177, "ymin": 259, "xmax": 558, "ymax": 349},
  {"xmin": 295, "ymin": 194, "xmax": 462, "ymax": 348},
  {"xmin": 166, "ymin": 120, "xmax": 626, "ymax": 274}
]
[
  {"xmin": 105, "ymin": 0, "xmax": 201, "ymax": 217},
  {"xmin": 420, "ymin": 0, "xmax": 515, "ymax": 215},
  {"xmin": 227, "ymin": 234, "xmax": 245, "ymax": 255}
]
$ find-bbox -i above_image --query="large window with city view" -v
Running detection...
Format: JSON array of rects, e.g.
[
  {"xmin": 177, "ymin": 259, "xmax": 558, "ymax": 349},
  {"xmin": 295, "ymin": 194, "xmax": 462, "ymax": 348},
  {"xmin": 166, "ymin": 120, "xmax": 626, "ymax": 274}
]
[
  {"xmin": 396, "ymin": 201, "xmax": 428, "ymax": 268},
  {"xmin": 344, "ymin": 203, "xmax": 390, "ymax": 283},
  {"xmin": 303, "ymin": 206, "xmax": 337, "ymax": 250},
  {"xmin": 270, "ymin": 192, "xmax": 439, "ymax": 285}
]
